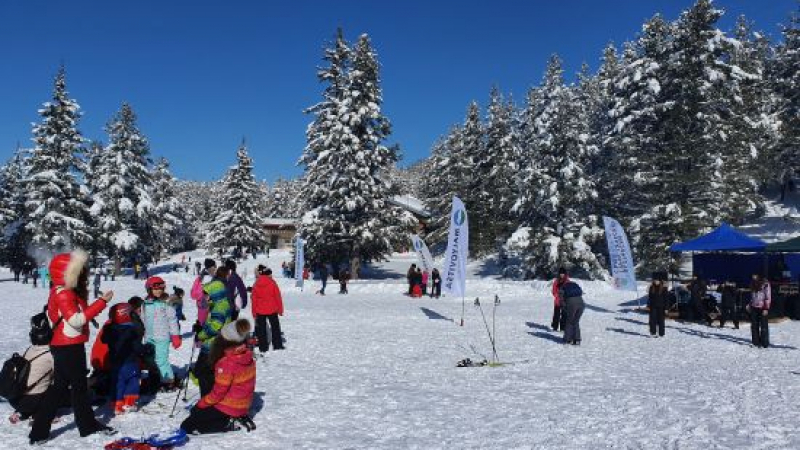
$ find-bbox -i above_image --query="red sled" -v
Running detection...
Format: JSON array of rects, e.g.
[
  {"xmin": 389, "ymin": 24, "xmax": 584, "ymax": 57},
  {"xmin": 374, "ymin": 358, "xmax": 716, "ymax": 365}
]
[{"xmin": 411, "ymin": 285, "xmax": 422, "ymax": 298}]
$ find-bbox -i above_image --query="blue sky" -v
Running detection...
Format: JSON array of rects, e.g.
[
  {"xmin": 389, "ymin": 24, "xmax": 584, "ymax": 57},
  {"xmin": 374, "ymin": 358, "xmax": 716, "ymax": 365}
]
[{"xmin": 0, "ymin": 0, "xmax": 795, "ymax": 183}]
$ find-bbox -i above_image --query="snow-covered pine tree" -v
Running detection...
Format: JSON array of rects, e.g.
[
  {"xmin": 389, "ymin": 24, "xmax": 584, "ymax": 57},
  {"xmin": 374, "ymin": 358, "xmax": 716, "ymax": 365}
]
[
  {"xmin": 25, "ymin": 67, "xmax": 93, "ymax": 252},
  {"xmin": 773, "ymin": 6, "xmax": 800, "ymax": 199},
  {"xmin": 514, "ymin": 55, "xmax": 605, "ymax": 278},
  {"xmin": 176, "ymin": 180, "xmax": 217, "ymax": 246},
  {"xmin": 300, "ymin": 31, "xmax": 414, "ymax": 276},
  {"xmin": 421, "ymin": 126, "xmax": 468, "ymax": 246},
  {"xmin": 151, "ymin": 158, "xmax": 190, "ymax": 255},
  {"xmin": 205, "ymin": 142, "xmax": 266, "ymax": 253},
  {"xmin": 0, "ymin": 148, "xmax": 30, "ymax": 266},
  {"xmin": 473, "ymin": 87, "xmax": 519, "ymax": 255},
  {"xmin": 90, "ymin": 103, "xmax": 156, "ymax": 270}
]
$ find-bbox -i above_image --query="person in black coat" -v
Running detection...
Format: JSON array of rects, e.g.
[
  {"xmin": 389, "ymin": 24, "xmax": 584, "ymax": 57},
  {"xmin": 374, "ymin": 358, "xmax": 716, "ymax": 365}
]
[
  {"xmin": 688, "ymin": 275, "xmax": 711, "ymax": 325},
  {"xmin": 430, "ymin": 268, "xmax": 442, "ymax": 298},
  {"xmin": 559, "ymin": 281, "xmax": 585, "ymax": 345},
  {"xmin": 407, "ymin": 264, "xmax": 417, "ymax": 295},
  {"xmin": 648, "ymin": 275, "xmax": 669, "ymax": 337},
  {"xmin": 717, "ymin": 281, "xmax": 740, "ymax": 329}
]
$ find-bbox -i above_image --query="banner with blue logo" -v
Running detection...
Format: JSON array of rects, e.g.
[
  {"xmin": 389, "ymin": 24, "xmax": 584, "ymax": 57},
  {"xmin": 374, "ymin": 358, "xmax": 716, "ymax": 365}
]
[
  {"xmin": 410, "ymin": 234, "xmax": 434, "ymax": 277},
  {"xmin": 294, "ymin": 235, "xmax": 305, "ymax": 289},
  {"xmin": 443, "ymin": 196, "xmax": 468, "ymax": 297},
  {"xmin": 602, "ymin": 216, "xmax": 637, "ymax": 292}
]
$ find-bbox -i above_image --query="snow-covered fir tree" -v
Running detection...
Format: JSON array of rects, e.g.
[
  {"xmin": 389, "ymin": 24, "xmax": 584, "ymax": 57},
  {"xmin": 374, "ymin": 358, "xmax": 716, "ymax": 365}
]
[
  {"xmin": 151, "ymin": 158, "xmax": 191, "ymax": 255},
  {"xmin": 511, "ymin": 55, "xmax": 605, "ymax": 278},
  {"xmin": 265, "ymin": 177, "xmax": 303, "ymax": 219},
  {"xmin": 773, "ymin": 6, "xmax": 800, "ymax": 199},
  {"xmin": 421, "ymin": 126, "xmax": 468, "ymax": 245},
  {"xmin": 0, "ymin": 148, "xmax": 30, "ymax": 266},
  {"xmin": 89, "ymin": 103, "xmax": 157, "ymax": 269},
  {"xmin": 205, "ymin": 142, "xmax": 267, "ymax": 252},
  {"xmin": 176, "ymin": 180, "xmax": 217, "ymax": 245},
  {"xmin": 300, "ymin": 31, "xmax": 414, "ymax": 276},
  {"xmin": 25, "ymin": 67, "xmax": 93, "ymax": 252}
]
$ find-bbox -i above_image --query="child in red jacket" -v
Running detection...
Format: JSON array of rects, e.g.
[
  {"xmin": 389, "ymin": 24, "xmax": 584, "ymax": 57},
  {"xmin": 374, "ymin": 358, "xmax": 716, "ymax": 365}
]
[
  {"xmin": 250, "ymin": 266, "xmax": 284, "ymax": 353},
  {"xmin": 180, "ymin": 319, "xmax": 256, "ymax": 434}
]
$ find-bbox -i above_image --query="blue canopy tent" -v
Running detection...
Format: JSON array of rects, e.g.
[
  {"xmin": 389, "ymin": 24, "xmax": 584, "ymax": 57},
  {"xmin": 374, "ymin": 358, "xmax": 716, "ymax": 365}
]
[{"xmin": 669, "ymin": 223, "xmax": 767, "ymax": 286}]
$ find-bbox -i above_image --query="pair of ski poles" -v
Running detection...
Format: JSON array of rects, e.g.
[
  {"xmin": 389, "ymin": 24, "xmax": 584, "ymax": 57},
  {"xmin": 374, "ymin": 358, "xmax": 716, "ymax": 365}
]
[
  {"xmin": 474, "ymin": 295, "xmax": 501, "ymax": 364},
  {"xmin": 169, "ymin": 334, "xmax": 198, "ymax": 418}
]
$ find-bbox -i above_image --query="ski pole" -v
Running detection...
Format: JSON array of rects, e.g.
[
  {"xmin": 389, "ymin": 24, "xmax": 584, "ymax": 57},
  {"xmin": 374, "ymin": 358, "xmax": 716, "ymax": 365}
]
[
  {"xmin": 492, "ymin": 295, "xmax": 499, "ymax": 363},
  {"xmin": 170, "ymin": 335, "xmax": 197, "ymax": 418},
  {"xmin": 475, "ymin": 298, "xmax": 498, "ymax": 363},
  {"xmin": 460, "ymin": 295, "xmax": 465, "ymax": 327}
]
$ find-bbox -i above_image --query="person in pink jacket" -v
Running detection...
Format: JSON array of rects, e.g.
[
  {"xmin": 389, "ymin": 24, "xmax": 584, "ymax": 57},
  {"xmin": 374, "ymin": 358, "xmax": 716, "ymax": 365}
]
[
  {"xmin": 250, "ymin": 265, "xmax": 284, "ymax": 353},
  {"xmin": 747, "ymin": 273, "xmax": 772, "ymax": 348},
  {"xmin": 421, "ymin": 270, "xmax": 429, "ymax": 296},
  {"xmin": 180, "ymin": 319, "xmax": 256, "ymax": 434}
]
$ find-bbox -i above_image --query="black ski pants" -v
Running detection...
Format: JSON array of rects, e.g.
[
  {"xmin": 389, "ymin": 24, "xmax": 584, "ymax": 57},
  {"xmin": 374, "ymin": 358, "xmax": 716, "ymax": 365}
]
[
  {"xmin": 563, "ymin": 297, "xmax": 585, "ymax": 343},
  {"xmin": 649, "ymin": 306, "xmax": 666, "ymax": 336},
  {"xmin": 551, "ymin": 304, "xmax": 566, "ymax": 331},
  {"xmin": 750, "ymin": 307, "xmax": 769, "ymax": 348},
  {"xmin": 193, "ymin": 352, "xmax": 215, "ymax": 397},
  {"xmin": 719, "ymin": 305, "xmax": 739, "ymax": 328},
  {"xmin": 181, "ymin": 405, "xmax": 231, "ymax": 434},
  {"xmin": 431, "ymin": 281, "xmax": 441, "ymax": 298},
  {"xmin": 255, "ymin": 314, "xmax": 283, "ymax": 352},
  {"xmin": 29, "ymin": 344, "xmax": 105, "ymax": 441}
]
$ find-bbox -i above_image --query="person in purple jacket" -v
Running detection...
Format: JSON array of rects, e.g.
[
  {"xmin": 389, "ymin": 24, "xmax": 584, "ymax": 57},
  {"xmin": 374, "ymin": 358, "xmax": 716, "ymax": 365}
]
[{"xmin": 225, "ymin": 260, "xmax": 248, "ymax": 321}]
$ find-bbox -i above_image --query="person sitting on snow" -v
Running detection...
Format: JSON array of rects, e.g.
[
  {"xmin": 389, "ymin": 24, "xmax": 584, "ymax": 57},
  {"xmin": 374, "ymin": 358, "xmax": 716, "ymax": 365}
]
[
  {"xmin": 8, "ymin": 314, "xmax": 65, "ymax": 424},
  {"xmin": 181, "ymin": 319, "xmax": 256, "ymax": 435},
  {"xmin": 142, "ymin": 277, "xmax": 182, "ymax": 392}
]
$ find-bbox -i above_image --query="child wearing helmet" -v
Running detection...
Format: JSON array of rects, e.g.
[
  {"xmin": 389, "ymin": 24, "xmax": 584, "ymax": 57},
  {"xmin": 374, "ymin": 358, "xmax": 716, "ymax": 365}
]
[
  {"xmin": 141, "ymin": 277, "xmax": 182, "ymax": 391},
  {"xmin": 101, "ymin": 303, "xmax": 152, "ymax": 414}
]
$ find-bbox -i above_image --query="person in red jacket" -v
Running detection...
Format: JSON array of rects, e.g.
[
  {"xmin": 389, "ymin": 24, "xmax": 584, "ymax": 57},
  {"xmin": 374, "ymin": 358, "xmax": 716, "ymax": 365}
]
[
  {"xmin": 29, "ymin": 250, "xmax": 116, "ymax": 445},
  {"xmin": 551, "ymin": 267, "xmax": 569, "ymax": 331},
  {"xmin": 180, "ymin": 319, "xmax": 256, "ymax": 434},
  {"xmin": 250, "ymin": 265, "xmax": 284, "ymax": 353}
]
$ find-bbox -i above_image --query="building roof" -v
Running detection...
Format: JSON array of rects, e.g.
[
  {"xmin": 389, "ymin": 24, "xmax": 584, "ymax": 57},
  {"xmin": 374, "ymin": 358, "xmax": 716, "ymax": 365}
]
[{"xmin": 263, "ymin": 218, "xmax": 297, "ymax": 228}]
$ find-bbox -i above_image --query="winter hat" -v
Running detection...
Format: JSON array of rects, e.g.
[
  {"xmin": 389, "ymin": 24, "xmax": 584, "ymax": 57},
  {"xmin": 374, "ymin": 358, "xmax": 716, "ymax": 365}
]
[
  {"xmin": 173, "ymin": 286, "xmax": 185, "ymax": 297},
  {"xmin": 204, "ymin": 258, "xmax": 217, "ymax": 270},
  {"xmin": 145, "ymin": 276, "xmax": 166, "ymax": 291},
  {"xmin": 110, "ymin": 303, "xmax": 133, "ymax": 325},
  {"xmin": 558, "ymin": 267, "xmax": 567, "ymax": 276},
  {"xmin": 220, "ymin": 319, "xmax": 251, "ymax": 343},
  {"xmin": 225, "ymin": 259, "xmax": 237, "ymax": 272},
  {"xmin": 49, "ymin": 250, "xmax": 88, "ymax": 289}
]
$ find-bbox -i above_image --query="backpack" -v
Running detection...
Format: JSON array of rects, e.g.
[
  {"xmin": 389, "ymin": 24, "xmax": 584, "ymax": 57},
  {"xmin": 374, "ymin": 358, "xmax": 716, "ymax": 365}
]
[
  {"xmin": 30, "ymin": 307, "xmax": 63, "ymax": 346},
  {"xmin": 561, "ymin": 281, "xmax": 583, "ymax": 299},
  {"xmin": 0, "ymin": 349, "xmax": 49, "ymax": 401},
  {"xmin": 190, "ymin": 276, "xmax": 205, "ymax": 303}
]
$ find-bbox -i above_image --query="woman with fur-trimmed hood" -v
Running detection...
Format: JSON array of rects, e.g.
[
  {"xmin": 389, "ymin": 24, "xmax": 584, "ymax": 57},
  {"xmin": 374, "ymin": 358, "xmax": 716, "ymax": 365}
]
[{"xmin": 29, "ymin": 250, "xmax": 116, "ymax": 445}]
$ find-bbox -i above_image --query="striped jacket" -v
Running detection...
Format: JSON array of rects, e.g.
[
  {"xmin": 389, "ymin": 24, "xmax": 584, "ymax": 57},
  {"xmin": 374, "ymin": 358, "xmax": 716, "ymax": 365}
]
[
  {"xmin": 197, "ymin": 278, "xmax": 233, "ymax": 353},
  {"xmin": 197, "ymin": 344, "xmax": 255, "ymax": 417}
]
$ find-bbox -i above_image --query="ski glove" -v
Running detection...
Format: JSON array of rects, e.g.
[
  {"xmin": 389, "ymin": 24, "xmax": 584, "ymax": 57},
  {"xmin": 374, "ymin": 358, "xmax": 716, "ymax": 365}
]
[
  {"xmin": 171, "ymin": 335, "xmax": 182, "ymax": 349},
  {"xmin": 191, "ymin": 321, "xmax": 203, "ymax": 334}
]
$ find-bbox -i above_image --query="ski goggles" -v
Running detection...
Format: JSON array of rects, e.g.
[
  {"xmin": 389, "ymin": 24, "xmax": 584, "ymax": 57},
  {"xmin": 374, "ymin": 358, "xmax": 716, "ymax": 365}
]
[{"xmin": 150, "ymin": 282, "xmax": 166, "ymax": 290}]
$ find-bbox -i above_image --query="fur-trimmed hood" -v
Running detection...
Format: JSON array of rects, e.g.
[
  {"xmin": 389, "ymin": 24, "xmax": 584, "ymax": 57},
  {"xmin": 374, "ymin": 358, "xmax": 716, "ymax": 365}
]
[{"xmin": 49, "ymin": 250, "xmax": 88, "ymax": 289}]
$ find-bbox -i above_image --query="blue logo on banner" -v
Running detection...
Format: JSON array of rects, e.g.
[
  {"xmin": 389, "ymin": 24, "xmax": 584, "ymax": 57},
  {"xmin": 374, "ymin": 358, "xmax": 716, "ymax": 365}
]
[{"xmin": 454, "ymin": 209, "xmax": 466, "ymax": 226}]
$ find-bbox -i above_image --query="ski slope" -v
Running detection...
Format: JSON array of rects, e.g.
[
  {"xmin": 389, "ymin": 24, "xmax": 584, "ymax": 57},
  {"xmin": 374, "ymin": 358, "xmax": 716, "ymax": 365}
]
[{"xmin": 1, "ymin": 250, "xmax": 799, "ymax": 449}]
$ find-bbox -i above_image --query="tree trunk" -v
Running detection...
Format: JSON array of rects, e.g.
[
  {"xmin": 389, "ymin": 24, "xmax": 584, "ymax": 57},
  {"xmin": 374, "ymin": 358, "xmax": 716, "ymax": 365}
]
[
  {"xmin": 114, "ymin": 255, "xmax": 122, "ymax": 277},
  {"xmin": 350, "ymin": 255, "xmax": 361, "ymax": 280}
]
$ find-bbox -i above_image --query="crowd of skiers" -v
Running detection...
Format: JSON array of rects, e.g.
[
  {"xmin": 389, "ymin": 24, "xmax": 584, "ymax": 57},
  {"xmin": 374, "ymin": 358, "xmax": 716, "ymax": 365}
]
[
  {"xmin": 646, "ymin": 272, "xmax": 773, "ymax": 347},
  {"xmin": 406, "ymin": 264, "xmax": 441, "ymax": 298},
  {"xmin": 10, "ymin": 261, "xmax": 50, "ymax": 288},
  {"xmin": 0, "ymin": 251, "xmax": 286, "ymax": 445}
]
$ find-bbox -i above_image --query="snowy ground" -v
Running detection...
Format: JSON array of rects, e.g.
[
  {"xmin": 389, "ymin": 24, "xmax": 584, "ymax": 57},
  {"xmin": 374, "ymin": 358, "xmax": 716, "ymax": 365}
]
[{"xmin": 1, "ymin": 250, "xmax": 800, "ymax": 449}]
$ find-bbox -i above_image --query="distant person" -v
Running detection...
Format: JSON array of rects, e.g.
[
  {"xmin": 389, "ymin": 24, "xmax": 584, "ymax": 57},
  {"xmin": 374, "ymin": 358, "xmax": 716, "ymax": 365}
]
[
  {"xmin": 647, "ymin": 274, "xmax": 668, "ymax": 337},
  {"xmin": 406, "ymin": 264, "xmax": 417, "ymax": 296},
  {"xmin": 316, "ymin": 263, "xmax": 328, "ymax": 296},
  {"xmin": 225, "ymin": 260, "xmax": 248, "ymax": 321},
  {"xmin": 718, "ymin": 280, "xmax": 740, "ymax": 329},
  {"xmin": 251, "ymin": 266, "xmax": 284, "ymax": 352},
  {"xmin": 559, "ymin": 276, "xmax": 585, "ymax": 345},
  {"xmin": 550, "ymin": 268, "xmax": 569, "ymax": 332},
  {"xmin": 688, "ymin": 274, "xmax": 711, "ymax": 326},
  {"xmin": 430, "ymin": 268, "xmax": 442, "ymax": 298},
  {"xmin": 339, "ymin": 269, "xmax": 350, "ymax": 294},
  {"xmin": 747, "ymin": 274, "xmax": 771, "ymax": 348},
  {"xmin": 93, "ymin": 269, "xmax": 102, "ymax": 298}
]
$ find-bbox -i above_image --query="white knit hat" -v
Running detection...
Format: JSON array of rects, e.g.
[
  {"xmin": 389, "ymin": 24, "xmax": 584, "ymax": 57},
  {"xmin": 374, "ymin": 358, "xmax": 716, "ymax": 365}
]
[{"xmin": 220, "ymin": 319, "xmax": 251, "ymax": 343}]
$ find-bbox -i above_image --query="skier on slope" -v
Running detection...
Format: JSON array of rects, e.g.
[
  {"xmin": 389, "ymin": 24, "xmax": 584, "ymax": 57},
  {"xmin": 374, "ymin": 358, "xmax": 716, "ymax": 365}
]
[
  {"xmin": 225, "ymin": 260, "xmax": 248, "ymax": 320},
  {"xmin": 192, "ymin": 266, "xmax": 234, "ymax": 396},
  {"xmin": 141, "ymin": 276, "xmax": 182, "ymax": 391},
  {"xmin": 251, "ymin": 266, "xmax": 284, "ymax": 353},
  {"xmin": 558, "ymin": 273, "xmax": 585, "ymax": 345}
]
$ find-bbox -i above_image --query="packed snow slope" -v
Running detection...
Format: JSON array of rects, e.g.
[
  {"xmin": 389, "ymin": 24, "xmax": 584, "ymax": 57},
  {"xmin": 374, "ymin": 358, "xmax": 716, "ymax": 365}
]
[{"xmin": 2, "ymin": 250, "xmax": 800, "ymax": 449}]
